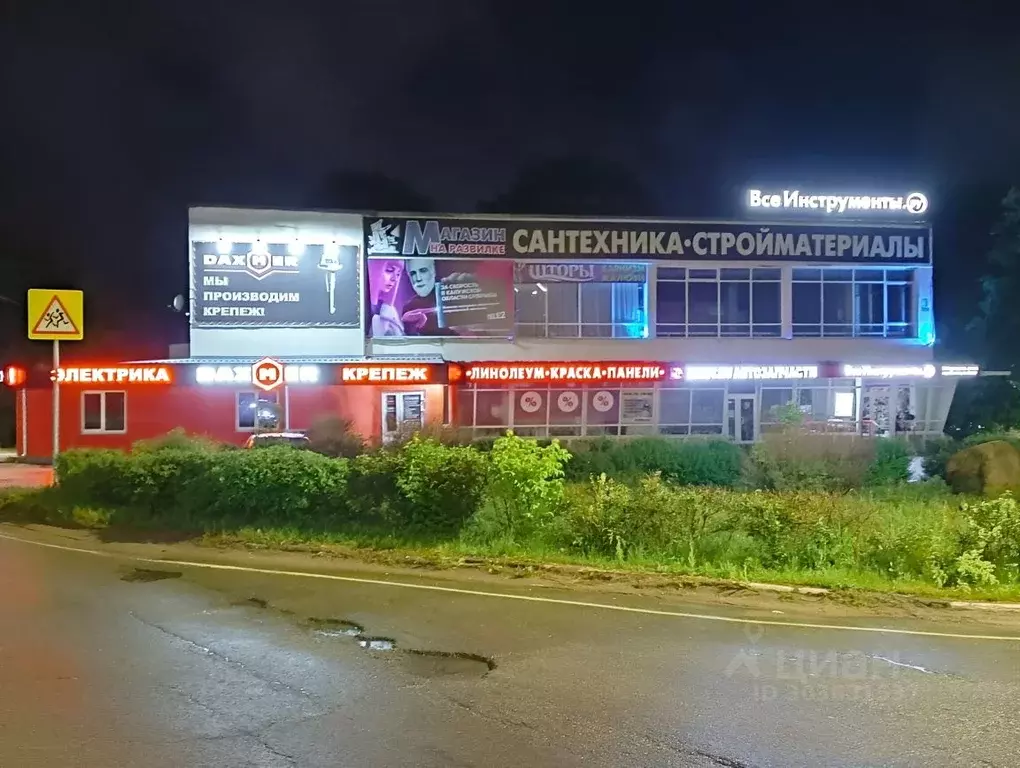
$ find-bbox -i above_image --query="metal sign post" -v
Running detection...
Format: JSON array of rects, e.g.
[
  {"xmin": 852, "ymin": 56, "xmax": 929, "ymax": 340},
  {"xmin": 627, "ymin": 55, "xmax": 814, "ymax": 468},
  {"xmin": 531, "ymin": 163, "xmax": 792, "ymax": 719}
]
[
  {"xmin": 52, "ymin": 340, "xmax": 60, "ymax": 465},
  {"xmin": 27, "ymin": 288, "xmax": 84, "ymax": 465}
]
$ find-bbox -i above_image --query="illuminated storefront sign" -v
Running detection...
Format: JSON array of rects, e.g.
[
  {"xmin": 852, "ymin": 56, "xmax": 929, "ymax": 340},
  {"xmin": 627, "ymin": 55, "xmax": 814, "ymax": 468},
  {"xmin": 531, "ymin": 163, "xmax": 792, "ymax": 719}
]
[
  {"xmin": 340, "ymin": 365, "xmax": 434, "ymax": 384},
  {"xmin": 683, "ymin": 365, "xmax": 819, "ymax": 382},
  {"xmin": 195, "ymin": 363, "xmax": 320, "ymax": 387},
  {"xmin": 367, "ymin": 216, "xmax": 930, "ymax": 265},
  {"xmin": 251, "ymin": 358, "xmax": 285, "ymax": 392},
  {"xmin": 52, "ymin": 366, "xmax": 173, "ymax": 384},
  {"xmin": 747, "ymin": 189, "xmax": 929, "ymax": 216},
  {"xmin": 940, "ymin": 364, "xmax": 979, "ymax": 377},
  {"xmin": 843, "ymin": 364, "xmax": 936, "ymax": 379},
  {"xmin": 462, "ymin": 363, "xmax": 668, "ymax": 384}
]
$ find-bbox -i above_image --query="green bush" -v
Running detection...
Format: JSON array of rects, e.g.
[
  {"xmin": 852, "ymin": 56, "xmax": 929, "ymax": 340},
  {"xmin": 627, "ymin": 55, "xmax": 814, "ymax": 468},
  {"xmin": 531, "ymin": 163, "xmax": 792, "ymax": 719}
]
[
  {"xmin": 55, "ymin": 444, "xmax": 349, "ymax": 530},
  {"xmin": 305, "ymin": 415, "xmax": 366, "ymax": 458},
  {"xmin": 563, "ymin": 437, "xmax": 743, "ymax": 487},
  {"xmin": 562, "ymin": 473, "xmax": 736, "ymax": 562},
  {"xmin": 129, "ymin": 448, "xmax": 221, "ymax": 517},
  {"xmin": 470, "ymin": 431, "xmax": 570, "ymax": 542},
  {"xmin": 55, "ymin": 449, "xmax": 136, "ymax": 507},
  {"xmin": 749, "ymin": 432, "xmax": 876, "ymax": 492},
  {"xmin": 396, "ymin": 437, "xmax": 488, "ymax": 533},
  {"xmin": 926, "ymin": 431, "xmax": 1020, "ymax": 481},
  {"xmin": 953, "ymin": 492, "xmax": 1020, "ymax": 584},
  {"xmin": 863, "ymin": 440, "xmax": 911, "ymax": 486},
  {"xmin": 564, "ymin": 473, "xmax": 637, "ymax": 559},
  {"xmin": 346, "ymin": 450, "xmax": 407, "ymax": 526},
  {"xmin": 177, "ymin": 447, "xmax": 349, "ymax": 528},
  {"xmin": 921, "ymin": 436, "xmax": 958, "ymax": 480},
  {"xmin": 131, "ymin": 428, "xmax": 227, "ymax": 453}
]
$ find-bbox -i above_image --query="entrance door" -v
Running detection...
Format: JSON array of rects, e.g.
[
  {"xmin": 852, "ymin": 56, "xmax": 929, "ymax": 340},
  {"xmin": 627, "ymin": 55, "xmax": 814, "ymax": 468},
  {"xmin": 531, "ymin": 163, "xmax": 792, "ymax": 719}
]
[
  {"xmin": 861, "ymin": 386, "xmax": 891, "ymax": 436},
  {"xmin": 726, "ymin": 394, "xmax": 756, "ymax": 443},
  {"xmin": 381, "ymin": 391, "xmax": 425, "ymax": 444}
]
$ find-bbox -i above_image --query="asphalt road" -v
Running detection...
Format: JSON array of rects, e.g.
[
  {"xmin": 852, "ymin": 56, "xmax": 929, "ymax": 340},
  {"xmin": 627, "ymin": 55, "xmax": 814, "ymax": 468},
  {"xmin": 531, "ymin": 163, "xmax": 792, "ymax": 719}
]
[{"xmin": 2, "ymin": 527, "xmax": 1019, "ymax": 767}]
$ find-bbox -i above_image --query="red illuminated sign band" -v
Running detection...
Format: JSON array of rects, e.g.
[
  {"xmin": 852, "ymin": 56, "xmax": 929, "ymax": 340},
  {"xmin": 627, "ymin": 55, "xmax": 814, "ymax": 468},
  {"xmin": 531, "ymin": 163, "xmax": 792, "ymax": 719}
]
[
  {"xmin": 52, "ymin": 366, "xmax": 173, "ymax": 384},
  {"xmin": 462, "ymin": 363, "xmax": 669, "ymax": 384},
  {"xmin": 341, "ymin": 365, "xmax": 434, "ymax": 384}
]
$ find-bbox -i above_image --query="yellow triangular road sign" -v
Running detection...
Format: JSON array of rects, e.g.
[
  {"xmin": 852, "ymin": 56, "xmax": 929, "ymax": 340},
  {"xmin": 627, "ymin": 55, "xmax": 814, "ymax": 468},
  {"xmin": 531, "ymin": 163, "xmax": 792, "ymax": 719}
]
[{"xmin": 27, "ymin": 289, "xmax": 84, "ymax": 341}]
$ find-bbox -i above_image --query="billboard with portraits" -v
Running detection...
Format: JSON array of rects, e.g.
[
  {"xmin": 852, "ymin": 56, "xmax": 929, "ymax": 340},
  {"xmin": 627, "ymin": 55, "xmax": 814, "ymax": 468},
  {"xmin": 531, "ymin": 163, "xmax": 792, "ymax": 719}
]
[{"xmin": 366, "ymin": 257, "xmax": 514, "ymax": 338}]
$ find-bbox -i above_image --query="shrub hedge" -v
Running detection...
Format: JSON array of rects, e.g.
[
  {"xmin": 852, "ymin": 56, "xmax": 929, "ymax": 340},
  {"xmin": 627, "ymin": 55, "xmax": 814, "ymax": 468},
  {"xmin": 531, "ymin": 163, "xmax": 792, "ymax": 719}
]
[
  {"xmin": 26, "ymin": 427, "xmax": 1020, "ymax": 590},
  {"xmin": 563, "ymin": 437, "xmax": 745, "ymax": 487}
]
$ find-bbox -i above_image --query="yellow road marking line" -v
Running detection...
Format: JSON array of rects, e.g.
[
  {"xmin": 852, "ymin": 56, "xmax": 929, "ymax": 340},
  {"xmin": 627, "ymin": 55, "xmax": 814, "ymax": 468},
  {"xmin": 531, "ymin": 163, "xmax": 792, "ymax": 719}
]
[{"xmin": 3, "ymin": 530, "xmax": 1020, "ymax": 642}]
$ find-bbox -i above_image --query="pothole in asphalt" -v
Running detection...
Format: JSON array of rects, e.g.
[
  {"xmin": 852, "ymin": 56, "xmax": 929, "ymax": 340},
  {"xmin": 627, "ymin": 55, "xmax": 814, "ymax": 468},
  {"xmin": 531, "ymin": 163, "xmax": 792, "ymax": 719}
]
[
  {"xmin": 307, "ymin": 617, "xmax": 364, "ymax": 637},
  {"xmin": 231, "ymin": 596, "xmax": 269, "ymax": 609},
  {"xmin": 403, "ymin": 650, "xmax": 495, "ymax": 678},
  {"xmin": 121, "ymin": 568, "xmax": 182, "ymax": 583},
  {"xmin": 357, "ymin": 636, "xmax": 397, "ymax": 651}
]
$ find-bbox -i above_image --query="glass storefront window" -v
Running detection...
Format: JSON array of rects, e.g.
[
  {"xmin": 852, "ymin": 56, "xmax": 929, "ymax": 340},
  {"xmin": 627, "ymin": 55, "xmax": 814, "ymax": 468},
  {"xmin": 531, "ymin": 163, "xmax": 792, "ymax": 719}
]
[
  {"xmin": 515, "ymin": 266, "xmax": 647, "ymax": 339},
  {"xmin": 793, "ymin": 268, "xmax": 915, "ymax": 338},
  {"xmin": 657, "ymin": 267, "xmax": 780, "ymax": 338}
]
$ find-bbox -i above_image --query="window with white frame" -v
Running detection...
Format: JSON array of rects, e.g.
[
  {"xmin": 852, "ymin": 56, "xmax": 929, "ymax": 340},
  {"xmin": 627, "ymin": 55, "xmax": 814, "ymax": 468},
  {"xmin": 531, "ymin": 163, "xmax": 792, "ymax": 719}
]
[
  {"xmin": 656, "ymin": 267, "xmax": 781, "ymax": 337},
  {"xmin": 759, "ymin": 381, "xmax": 859, "ymax": 433},
  {"xmin": 792, "ymin": 268, "xmax": 914, "ymax": 338},
  {"xmin": 237, "ymin": 391, "xmax": 280, "ymax": 431},
  {"xmin": 658, "ymin": 386, "xmax": 726, "ymax": 435},
  {"xmin": 515, "ymin": 271, "xmax": 647, "ymax": 338},
  {"xmin": 455, "ymin": 385, "xmax": 656, "ymax": 438},
  {"xmin": 81, "ymin": 391, "xmax": 127, "ymax": 433}
]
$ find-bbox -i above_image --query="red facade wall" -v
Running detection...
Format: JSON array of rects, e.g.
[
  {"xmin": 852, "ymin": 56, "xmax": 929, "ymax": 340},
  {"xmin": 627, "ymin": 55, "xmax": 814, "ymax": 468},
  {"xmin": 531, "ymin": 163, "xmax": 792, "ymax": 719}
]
[
  {"xmin": 287, "ymin": 384, "xmax": 446, "ymax": 438},
  {"xmin": 17, "ymin": 383, "xmax": 448, "ymax": 458}
]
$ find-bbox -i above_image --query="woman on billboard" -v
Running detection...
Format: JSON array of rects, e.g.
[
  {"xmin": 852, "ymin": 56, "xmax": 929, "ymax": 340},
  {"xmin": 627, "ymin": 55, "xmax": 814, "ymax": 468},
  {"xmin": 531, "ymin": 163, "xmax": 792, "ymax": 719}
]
[{"xmin": 369, "ymin": 260, "xmax": 405, "ymax": 336}]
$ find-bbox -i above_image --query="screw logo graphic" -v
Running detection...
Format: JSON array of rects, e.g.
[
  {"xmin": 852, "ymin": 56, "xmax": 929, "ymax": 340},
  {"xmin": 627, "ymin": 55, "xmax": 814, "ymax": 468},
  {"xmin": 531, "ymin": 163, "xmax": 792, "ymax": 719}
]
[
  {"xmin": 251, "ymin": 357, "xmax": 285, "ymax": 392},
  {"xmin": 905, "ymin": 192, "xmax": 928, "ymax": 214}
]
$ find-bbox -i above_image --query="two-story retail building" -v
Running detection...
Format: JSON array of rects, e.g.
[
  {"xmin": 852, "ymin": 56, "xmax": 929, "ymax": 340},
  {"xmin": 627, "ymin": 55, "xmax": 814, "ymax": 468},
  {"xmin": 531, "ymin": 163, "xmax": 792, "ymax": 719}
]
[{"xmin": 4, "ymin": 193, "xmax": 984, "ymax": 457}]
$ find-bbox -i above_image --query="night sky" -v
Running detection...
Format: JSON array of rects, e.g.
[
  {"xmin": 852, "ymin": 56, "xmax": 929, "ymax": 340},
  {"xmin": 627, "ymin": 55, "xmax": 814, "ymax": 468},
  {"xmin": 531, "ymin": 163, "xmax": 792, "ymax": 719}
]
[{"xmin": 2, "ymin": 2, "xmax": 1019, "ymax": 360}]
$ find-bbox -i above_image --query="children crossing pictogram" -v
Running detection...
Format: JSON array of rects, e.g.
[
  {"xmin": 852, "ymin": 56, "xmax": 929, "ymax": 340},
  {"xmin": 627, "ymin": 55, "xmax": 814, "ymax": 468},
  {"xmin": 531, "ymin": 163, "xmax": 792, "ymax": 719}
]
[{"xmin": 27, "ymin": 289, "xmax": 84, "ymax": 341}]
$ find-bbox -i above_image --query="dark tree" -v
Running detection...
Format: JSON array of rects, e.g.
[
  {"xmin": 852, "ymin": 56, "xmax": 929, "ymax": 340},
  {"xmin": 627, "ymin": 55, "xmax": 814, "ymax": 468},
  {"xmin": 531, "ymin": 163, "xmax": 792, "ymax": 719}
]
[
  {"xmin": 311, "ymin": 170, "xmax": 435, "ymax": 212},
  {"xmin": 945, "ymin": 377, "xmax": 1020, "ymax": 438},
  {"xmin": 944, "ymin": 187, "xmax": 1020, "ymax": 436},
  {"xmin": 969, "ymin": 187, "xmax": 1020, "ymax": 370},
  {"xmin": 479, "ymin": 155, "xmax": 655, "ymax": 217}
]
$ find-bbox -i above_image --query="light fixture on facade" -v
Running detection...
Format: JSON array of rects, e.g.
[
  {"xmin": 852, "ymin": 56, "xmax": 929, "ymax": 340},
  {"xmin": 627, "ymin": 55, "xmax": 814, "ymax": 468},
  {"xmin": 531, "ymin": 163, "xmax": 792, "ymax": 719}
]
[
  {"xmin": 842, "ymin": 364, "xmax": 936, "ymax": 379},
  {"xmin": 288, "ymin": 239, "xmax": 305, "ymax": 256},
  {"xmin": 217, "ymin": 237, "xmax": 231, "ymax": 254},
  {"xmin": 940, "ymin": 364, "xmax": 979, "ymax": 377}
]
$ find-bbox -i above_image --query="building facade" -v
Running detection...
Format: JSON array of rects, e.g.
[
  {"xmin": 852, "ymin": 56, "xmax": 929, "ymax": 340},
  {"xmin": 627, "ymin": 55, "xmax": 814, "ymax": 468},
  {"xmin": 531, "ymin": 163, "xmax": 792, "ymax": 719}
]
[{"xmin": 4, "ymin": 198, "xmax": 985, "ymax": 458}]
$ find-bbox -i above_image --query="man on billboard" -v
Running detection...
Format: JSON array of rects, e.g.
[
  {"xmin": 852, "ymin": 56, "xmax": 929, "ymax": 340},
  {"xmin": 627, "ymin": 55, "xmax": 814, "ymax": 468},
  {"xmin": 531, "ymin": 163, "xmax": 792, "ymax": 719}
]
[
  {"xmin": 401, "ymin": 257, "xmax": 444, "ymax": 335},
  {"xmin": 367, "ymin": 256, "xmax": 514, "ymax": 338}
]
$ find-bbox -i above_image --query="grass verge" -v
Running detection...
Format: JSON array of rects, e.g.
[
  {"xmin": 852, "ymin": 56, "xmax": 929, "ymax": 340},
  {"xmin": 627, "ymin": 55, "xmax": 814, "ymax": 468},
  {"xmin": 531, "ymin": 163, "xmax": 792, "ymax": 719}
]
[{"xmin": 4, "ymin": 486, "xmax": 1020, "ymax": 605}]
